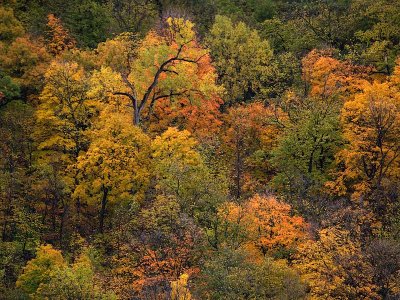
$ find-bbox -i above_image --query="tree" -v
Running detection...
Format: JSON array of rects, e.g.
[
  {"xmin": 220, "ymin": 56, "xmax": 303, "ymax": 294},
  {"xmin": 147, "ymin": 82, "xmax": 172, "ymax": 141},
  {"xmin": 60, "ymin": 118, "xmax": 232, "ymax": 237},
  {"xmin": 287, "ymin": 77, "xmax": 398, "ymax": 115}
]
[
  {"xmin": 329, "ymin": 80, "xmax": 400, "ymax": 224},
  {"xmin": 353, "ymin": 0, "xmax": 400, "ymax": 74},
  {"xmin": 107, "ymin": 0, "xmax": 158, "ymax": 35},
  {"xmin": 11, "ymin": 0, "xmax": 114, "ymax": 48},
  {"xmin": 151, "ymin": 127, "xmax": 225, "ymax": 217},
  {"xmin": 94, "ymin": 17, "xmax": 222, "ymax": 126},
  {"xmin": 295, "ymin": 227, "xmax": 379, "ymax": 299},
  {"xmin": 35, "ymin": 249, "xmax": 117, "ymax": 299},
  {"xmin": 16, "ymin": 244, "xmax": 65, "ymax": 296},
  {"xmin": 213, "ymin": 0, "xmax": 276, "ymax": 24},
  {"xmin": 0, "ymin": 70, "xmax": 20, "ymax": 106},
  {"xmin": 0, "ymin": 100, "xmax": 42, "ymax": 292},
  {"xmin": 207, "ymin": 15, "xmax": 273, "ymax": 103},
  {"xmin": 245, "ymin": 195, "xmax": 309, "ymax": 258},
  {"xmin": 46, "ymin": 14, "xmax": 76, "ymax": 56},
  {"xmin": 194, "ymin": 247, "xmax": 306, "ymax": 300},
  {"xmin": 270, "ymin": 50, "xmax": 374, "ymax": 220},
  {"xmin": 146, "ymin": 69, "xmax": 224, "ymax": 139},
  {"xmin": 271, "ymin": 95, "xmax": 342, "ymax": 218},
  {"xmin": 64, "ymin": 1, "xmax": 110, "ymax": 49},
  {"xmin": 152, "ymin": 127, "xmax": 202, "ymax": 185},
  {"xmin": 171, "ymin": 273, "xmax": 192, "ymax": 300},
  {"xmin": 289, "ymin": 0, "xmax": 361, "ymax": 51},
  {"xmin": 0, "ymin": 100, "xmax": 35, "ymax": 242},
  {"xmin": 35, "ymin": 60, "xmax": 94, "ymax": 160},
  {"xmin": 301, "ymin": 49, "xmax": 370, "ymax": 99},
  {"xmin": 263, "ymin": 52, "xmax": 302, "ymax": 99},
  {"xmin": 0, "ymin": 35, "xmax": 51, "ymax": 97},
  {"xmin": 212, "ymin": 195, "xmax": 309, "ymax": 259},
  {"xmin": 132, "ymin": 195, "xmax": 203, "ymax": 298},
  {"xmin": 74, "ymin": 111, "xmax": 151, "ymax": 233},
  {"xmin": 222, "ymin": 102, "xmax": 284, "ymax": 199},
  {"xmin": 17, "ymin": 245, "xmax": 116, "ymax": 299},
  {"xmin": 34, "ymin": 60, "xmax": 96, "ymax": 243},
  {"xmin": 366, "ymin": 238, "xmax": 400, "ymax": 299},
  {"xmin": 0, "ymin": 6, "xmax": 24, "ymax": 42}
]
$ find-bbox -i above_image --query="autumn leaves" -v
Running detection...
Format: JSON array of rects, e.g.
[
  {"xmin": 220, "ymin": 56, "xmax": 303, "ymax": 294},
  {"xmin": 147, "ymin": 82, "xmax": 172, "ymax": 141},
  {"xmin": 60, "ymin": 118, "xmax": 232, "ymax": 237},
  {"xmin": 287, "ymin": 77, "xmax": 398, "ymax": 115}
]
[{"xmin": 2, "ymin": 3, "xmax": 400, "ymax": 298}]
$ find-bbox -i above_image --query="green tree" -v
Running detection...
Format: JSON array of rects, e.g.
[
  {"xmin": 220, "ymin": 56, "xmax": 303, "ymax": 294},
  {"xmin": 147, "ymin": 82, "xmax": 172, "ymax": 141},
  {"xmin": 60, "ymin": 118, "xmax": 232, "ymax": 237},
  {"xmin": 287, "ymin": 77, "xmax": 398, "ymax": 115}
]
[
  {"xmin": 271, "ymin": 96, "xmax": 342, "ymax": 218},
  {"xmin": 214, "ymin": 0, "xmax": 276, "ymax": 23},
  {"xmin": 207, "ymin": 15, "xmax": 273, "ymax": 103},
  {"xmin": 106, "ymin": 0, "xmax": 158, "ymax": 35},
  {"xmin": 0, "ymin": 6, "xmax": 24, "ymax": 42},
  {"xmin": 194, "ymin": 247, "xmax": 306, "ymax": 300},
  {"xmin": 35, "ymin": 250, "xmax": 117, "ymax": 299},
  {"xmin": 0, "ymin": 70, "xmax": 20, "ymax": 106},
  {"xmin": 65, "ymin": 0, "xmax": 111, "ymax": 48},
  {"xmin": 351, "ymin": 0, "xmax": 400, "ymax": 74},
  {"xmin": 17, "ymin": 245, "xmax": 116, "ymax": 299},
  {"xmin": 0, "ymin": 100, "xmax": 42, "ymax": 293},
  {"xmin": 16, "ymin": 244, "xmax": 65, "ymax": 296}
]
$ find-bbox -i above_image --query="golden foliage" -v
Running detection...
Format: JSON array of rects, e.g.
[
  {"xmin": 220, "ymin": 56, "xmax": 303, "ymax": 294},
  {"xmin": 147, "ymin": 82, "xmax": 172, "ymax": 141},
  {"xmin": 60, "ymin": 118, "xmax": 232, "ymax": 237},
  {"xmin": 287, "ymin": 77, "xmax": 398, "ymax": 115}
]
[{"xmin": 295, "ymin": 227, "xmax": 379, "ymax": 299}]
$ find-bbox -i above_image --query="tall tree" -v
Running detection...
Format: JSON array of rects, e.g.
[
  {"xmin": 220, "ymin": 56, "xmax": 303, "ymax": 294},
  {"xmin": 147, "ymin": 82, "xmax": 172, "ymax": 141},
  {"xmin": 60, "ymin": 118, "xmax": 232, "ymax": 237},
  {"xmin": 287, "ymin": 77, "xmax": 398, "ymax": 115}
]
[
  {"xmin": 207, "ymin": 15, "xmax": 273, "ymax": 104},
  {"xmin": 34, "ymin": 60, "xmax": 96, "ymax": 243},
  {"xmin": 93, "ymin": 17, "xmax": 221, "ymax": 126},
  {"xmin": 74, "ymin": 111, "xmax": 151, "ymax": 233}
]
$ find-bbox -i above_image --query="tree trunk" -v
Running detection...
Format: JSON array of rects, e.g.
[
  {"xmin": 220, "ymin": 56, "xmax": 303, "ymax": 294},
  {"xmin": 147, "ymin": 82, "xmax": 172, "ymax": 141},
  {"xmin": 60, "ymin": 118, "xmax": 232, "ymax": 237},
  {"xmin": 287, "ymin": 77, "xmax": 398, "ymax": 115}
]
[
  {"xmin": 59, "ymin": 201, "xmax": 67, "ymax": 247},
  {"xmin": 99, "ymin": 187, "xmax": 108, "ymax": 234},
  {"xmin": 134, "ymin": 107, "xmax": 140, "ymax": 126},
  {"xmin": 235, "ymin": 139, "xmax": 242, "ymax": 199},
  {"xmin": 133, "ymin": 97, "xmax": 140, "ymax": 125}
]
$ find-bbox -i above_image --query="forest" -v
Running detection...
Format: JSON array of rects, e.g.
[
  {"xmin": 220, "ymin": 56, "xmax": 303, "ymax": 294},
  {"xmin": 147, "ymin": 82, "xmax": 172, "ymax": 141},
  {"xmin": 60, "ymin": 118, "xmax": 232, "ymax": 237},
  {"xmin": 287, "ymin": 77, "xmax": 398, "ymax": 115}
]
[{"xmin": 1, "ymin": 0, "xmax": 400, "ymax": 299}]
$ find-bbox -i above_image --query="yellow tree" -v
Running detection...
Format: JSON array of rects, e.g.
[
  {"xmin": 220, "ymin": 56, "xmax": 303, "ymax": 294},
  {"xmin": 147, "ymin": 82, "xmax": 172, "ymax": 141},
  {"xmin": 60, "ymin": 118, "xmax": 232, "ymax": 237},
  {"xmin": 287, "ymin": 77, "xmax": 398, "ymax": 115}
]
[
  {"xmin": 17, "ymin": 245, "xmax": 115, "ymax": 299},
  {"xmin": 74, "ymin": 111, "xmax": 151, "ymax": 233},
  {"xmin": 327, "ymin": 77, "xmax": 400, "ymax": 226},
  {"xmin": 151, "ymin": 127, "xmax": 204, "ymax": 207},
  {"xmin": 295, "ymin": 227, "xmax": 379, "ymax": 299},
  {"xmin": 325, "ymin": 79, "xmax": 400, "ymax": 232},
  {"xmin": 151, "ymin": 126, "xmax": 229, "ymax": 231},
  {"xmin": 35, "ymin": 60, "xmax": 95, "ymax": 160},
  {"xmin": 92, "ymin": 17, "xmax": 222, "ymax": 126},
  {"xmin": 34, "ymin": 60, "xmax": 97, "ymax": 242},
  {"xmin": 171, "ymin": 273, "xmax": 192, "ymax": 300}
]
